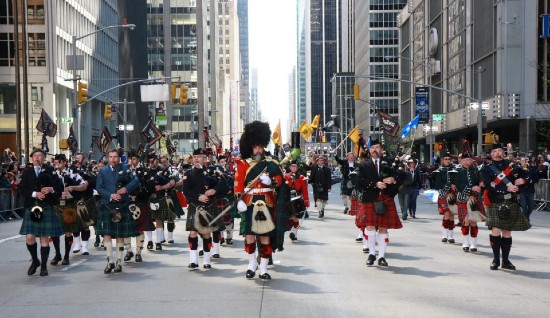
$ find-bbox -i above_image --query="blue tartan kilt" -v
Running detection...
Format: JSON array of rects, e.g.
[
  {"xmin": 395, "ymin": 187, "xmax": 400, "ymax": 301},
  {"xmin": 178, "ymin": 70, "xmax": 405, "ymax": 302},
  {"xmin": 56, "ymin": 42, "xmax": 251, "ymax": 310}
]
[
  {"xmin": 19, "ymin": 206, "xmax": 63, "ymax": 238},
  {"xmin": 96, "ymin": 205, "xmax": 140, "ymax": 238}
]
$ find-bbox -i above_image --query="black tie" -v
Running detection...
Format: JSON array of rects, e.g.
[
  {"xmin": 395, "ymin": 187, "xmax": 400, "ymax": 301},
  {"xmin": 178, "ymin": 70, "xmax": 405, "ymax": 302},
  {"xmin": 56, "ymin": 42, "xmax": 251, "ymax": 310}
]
[{"xmin": 375, "ymin": 159, "xmax": 379, "ymax": 175}]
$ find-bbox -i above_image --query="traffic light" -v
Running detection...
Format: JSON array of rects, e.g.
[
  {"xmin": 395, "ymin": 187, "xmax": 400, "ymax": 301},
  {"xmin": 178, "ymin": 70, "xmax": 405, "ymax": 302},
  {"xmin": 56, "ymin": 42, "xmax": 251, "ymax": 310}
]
[
  {"xmin": 77, "ymin": 81, "xmax": 88, "ymax": 104},
  {"xmin": 104, "ymin": 104, "xmax": 112, "ymax": 120},
  {"xmin": 171, "ymin": 83, "xmax": 178, "ymax": 100},
  {"xmin": 179, "ymin": 85, "xmax": 188, "ymax": 104},
  {"xmin": 434, "ymin": 142, "xmax": 443, "ymax": 151},
  {"xmin": 353, "ymin": 83, "xmax": 360, "ymax": 101}
]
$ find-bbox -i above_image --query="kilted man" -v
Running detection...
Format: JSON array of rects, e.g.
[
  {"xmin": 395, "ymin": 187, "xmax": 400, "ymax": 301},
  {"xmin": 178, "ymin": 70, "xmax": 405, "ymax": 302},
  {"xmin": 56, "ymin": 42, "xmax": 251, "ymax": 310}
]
[
  {"xmin": 434, "ymin": 153, "xmax": 458, "ymax": 243},
  {"xmin": 96, "ymin": 149, "xmax": 141, "ymax": 274},
  {"xmin": 285, "ymin": 160, "xmax": 310, "ymax": 241},
  {"xmin": 334, "ymin": 152, "xmax": 358, "ymax": 214},
  {"xmin": 481, "ymin": 143, "xmax": 531, "ymax": 270},
  {"xmin": 235, "ymin": 121, "xmax": 284, "ymax": 280},
  {"xmin": 51, "ymin": 154, "xmax": 88, "ymax": 266},
  {"xmin": 182, "ymin": 148, "xmax": 228, "ymax": 270},
  {"xmin": 357, "ymin": 139, "xmax": 402, "ymax": 267},
  {"xmin": 308, "ymin": 156, "xmax": 332, "ymax": 218},
  {"xmin": 19, "ymin": 148, "xmax": 64, "ymax": 276},
  {"xmin": 455, "ymin": 152, "xmax": 484, "ymax": 252}
]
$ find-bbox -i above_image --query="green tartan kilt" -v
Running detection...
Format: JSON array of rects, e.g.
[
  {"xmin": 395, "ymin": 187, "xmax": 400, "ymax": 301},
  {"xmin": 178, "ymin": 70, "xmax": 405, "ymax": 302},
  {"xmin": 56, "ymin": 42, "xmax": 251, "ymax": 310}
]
[
  {"xmin": 340, "ymin": 179, "xmax": 353, "ymax": 196},
  {"xmin": 96, "ymin": 205, "xmax": 140, "ymax": 238},
  {"xmin": 485, "ymin": 200, "xmax": 531, "ymax": 231},
  {"xmin": 185, "ymin": 203, "xmax": 223, "ymax": 232},
  {"xmin": 19, "ymin": 205, "xmax": 63, "ymax": 238},
  {"xmin": 55, "ymin": 202, "xmax": 88, "ymax": 233},
  {"xmin": 151, "ymin": 196, "xmax": 176, "ymax": 221}
]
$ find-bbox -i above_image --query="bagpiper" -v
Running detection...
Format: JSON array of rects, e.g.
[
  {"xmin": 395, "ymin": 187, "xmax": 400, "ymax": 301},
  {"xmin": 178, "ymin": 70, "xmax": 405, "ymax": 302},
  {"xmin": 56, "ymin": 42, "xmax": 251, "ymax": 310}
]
[{"xmin": 434, "ymin": 151, "xmax": 458, "ymax": 244}]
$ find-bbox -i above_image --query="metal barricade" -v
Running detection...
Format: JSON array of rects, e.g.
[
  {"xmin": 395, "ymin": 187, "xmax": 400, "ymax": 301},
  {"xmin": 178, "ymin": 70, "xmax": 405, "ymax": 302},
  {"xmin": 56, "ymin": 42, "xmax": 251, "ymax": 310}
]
[
  {"xmin": 0, "ymin": 187, "xmax": 23, "ymax": 222},
  {"xmin": 534, "ymin": 179, "xmax": 550, "ymax": 211}
]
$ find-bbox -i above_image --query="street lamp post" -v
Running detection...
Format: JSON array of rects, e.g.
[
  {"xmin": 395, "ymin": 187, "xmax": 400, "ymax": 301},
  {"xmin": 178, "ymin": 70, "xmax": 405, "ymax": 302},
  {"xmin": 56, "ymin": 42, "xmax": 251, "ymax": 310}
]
[{"xmin": 71, "ymin": 23, "xmax": 136, "ymax": 150}]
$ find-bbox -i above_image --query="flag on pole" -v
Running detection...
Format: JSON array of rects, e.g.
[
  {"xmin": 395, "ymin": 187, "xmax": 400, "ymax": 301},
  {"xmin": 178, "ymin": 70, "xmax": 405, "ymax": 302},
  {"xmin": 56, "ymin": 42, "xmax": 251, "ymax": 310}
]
[
  {"xmin": 348, "ymin": 125, "xmax": 360, "ymax": 144},
  {"xmin": 366, "ymin": 137, "xmax": 372, "ymax": 149},
  {"xmin": 401, "ymin": 114, "xmax": 420, "ymax": 139},
  {"xmin": 298, "ymin": 120, "xmax": 314, "ymax": 140},
  {"xmin": 272, "ymin": 121, "xmax": 282, "ymax": 146},
  {"xmin": 36, "ymin": 109, "xmax": 57, "ymax": 137},
  {"xmin": 310, "ymin": 114, "xmax": 320, "ymax": 129},
  {"xmin": 141, "ymin": 119, "xmax": 163, "ymax": 146},
  {"xmin": 96, "ymin": 126, "xmax": 113, "ymax": 154},
  {"xmin": 67, "ymin": 124, "xmax": 78, "ymax": 154}
]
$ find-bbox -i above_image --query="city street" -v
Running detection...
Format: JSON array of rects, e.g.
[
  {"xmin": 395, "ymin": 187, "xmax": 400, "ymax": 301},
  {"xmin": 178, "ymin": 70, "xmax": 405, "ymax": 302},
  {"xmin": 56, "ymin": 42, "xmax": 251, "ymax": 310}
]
[{"xmin": 1, "ymin": 185, "xmax": 549, "ymax": 318}]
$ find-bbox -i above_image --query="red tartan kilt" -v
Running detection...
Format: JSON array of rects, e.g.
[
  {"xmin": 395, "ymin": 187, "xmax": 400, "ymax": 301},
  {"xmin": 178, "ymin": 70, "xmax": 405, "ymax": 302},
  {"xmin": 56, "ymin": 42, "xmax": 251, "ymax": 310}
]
[
  {"xmin": 349, "ymin": 197, "xmax": 359, "ymax": 216},
  {"xmin": 438, "ymin": 197, "xmax": 450, "ymax": 215},
  {"xmin": 355, "ymin": 201, "xmax": 366, "ymax": 228},
  {"xmin": 457, "ymin": 202, "xmax": 468, "ymax": 222},
  {"xmin": 360, "ymin": 195, "xmax": 403, "ymax": 229}
]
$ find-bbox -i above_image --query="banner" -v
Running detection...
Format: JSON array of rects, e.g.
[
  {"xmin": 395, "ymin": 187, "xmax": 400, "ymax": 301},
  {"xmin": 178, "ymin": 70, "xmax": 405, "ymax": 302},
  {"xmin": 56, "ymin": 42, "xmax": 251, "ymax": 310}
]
[
  {"xmin": 96, "ymin": 126, "xmax": 113, "ymax": 154},
  {"xmin": 67, "ymin": 124, "xmax": 78, "ymax": 154},
  {"xmin": 378, "ymin": 111, "xmax": 399, "ymax": 137},
  {"xmin": 298, "ymin": 120, "xmax": 314, "ymax": 140},
  {"xmin": 141, "ymin": 119, "xmax": 163, "ymax": 146},
  {"xmin": 36, "ymin": 109, "xmax": 57, "ymax": 137},
  {"xmin": 310, "ymin": 115, "xmax": 320, "ymax": 129},
  {"xmin": 272, "ymin": 121, "xmax": 282, "ymax": 146},
  {"xmin": 415, "ymin": 87, "xmax": 430, "ymax": 124}
]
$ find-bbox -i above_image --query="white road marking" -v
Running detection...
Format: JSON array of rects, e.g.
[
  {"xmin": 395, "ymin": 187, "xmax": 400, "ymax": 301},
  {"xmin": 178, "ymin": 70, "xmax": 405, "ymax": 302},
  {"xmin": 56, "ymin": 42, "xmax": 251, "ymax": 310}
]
[
  {"xmin": 60, "ymin": 259, "xmax": 87, "ymax": 271},
  {"xmin": 0, "ymin": 235, "xmax": 22, "ymax": 244}
]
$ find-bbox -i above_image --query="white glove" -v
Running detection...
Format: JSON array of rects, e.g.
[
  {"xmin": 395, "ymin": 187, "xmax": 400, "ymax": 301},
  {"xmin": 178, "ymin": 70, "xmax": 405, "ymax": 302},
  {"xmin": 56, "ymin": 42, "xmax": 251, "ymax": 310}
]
[
  {"xmin": 259, "ymin": 173, "xmax": 272, "ymax": 186},
  {"xmin": 237, "ymin": 200, "xmax": 247, "ymax": 212}
]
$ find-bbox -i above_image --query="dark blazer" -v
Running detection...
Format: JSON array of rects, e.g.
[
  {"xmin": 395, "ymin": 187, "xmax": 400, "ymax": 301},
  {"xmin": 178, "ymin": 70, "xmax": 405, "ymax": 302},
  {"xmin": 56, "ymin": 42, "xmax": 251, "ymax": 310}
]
[
  {"xmin": 308, "ymin": 164, "xmax": 332, "ymax": 188},
  {"xmin": 357, "ymin": 158, "xmax": 400, "ymax": 202},
  {"xmin": 19, "ymin": 165, "xmax": 63, "ymax": 208},
  {"xmin": 335, "ymin": 155, "xmax": 357, "ymax": 179},
  {"xmin": 96, "ymin": 163, "xmax": 140, "ymax": 206}
]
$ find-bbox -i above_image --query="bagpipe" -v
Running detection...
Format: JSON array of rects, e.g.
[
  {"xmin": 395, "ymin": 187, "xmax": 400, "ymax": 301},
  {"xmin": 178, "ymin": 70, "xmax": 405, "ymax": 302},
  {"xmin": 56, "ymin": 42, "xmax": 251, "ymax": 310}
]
[{"xmin": 30, "ymin": 164, "xmax": 61, "ymax": 222}]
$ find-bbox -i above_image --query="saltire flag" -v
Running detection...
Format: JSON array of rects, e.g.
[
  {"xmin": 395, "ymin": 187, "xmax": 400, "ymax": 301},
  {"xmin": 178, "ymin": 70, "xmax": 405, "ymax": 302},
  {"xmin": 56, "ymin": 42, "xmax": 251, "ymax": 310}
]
[
  {"xmin": 67, "ymin": 124, "xmax": 78, "ymax": 154},
  {"xmin": 298, "ymin": 120, "xmax": 314, "ymax": 140},
  {"xmin": 378, "ymin": 111, "xmax": 399, "ymax": 137},
  {"xmin": 272, "ymin": 120, "xmax": 282, "ymax": 146},
  {"xmin": 401, "ymin": 114, "xmax": 420, "ymax": 139},
  {"xmin": 36, "ymin": 109, "xmax": 57, "ymax": 137},
  {"xmin": 310, "ymin": 114, "xmax": 320, "ymax": 129},
  {"xmin": 366, "ymin": 137, "xmax": 372, "ymax": 149},
  {"xmin": 141, "ymin": 119, "xmax": 163, "ymax": 147},
  {"xmin": 96, "ymin": 126, "xmax": 113, "ymax": 154}
]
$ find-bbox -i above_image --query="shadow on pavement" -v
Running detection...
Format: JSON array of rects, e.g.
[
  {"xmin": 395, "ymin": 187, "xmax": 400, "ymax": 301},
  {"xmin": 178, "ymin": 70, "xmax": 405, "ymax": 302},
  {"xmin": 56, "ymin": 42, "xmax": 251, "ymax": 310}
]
[
  {"xmin": 254, "ymin": 277, "xmax": 324, "ymax": 294},
  {"xmin": 378, "ymin": 265, "xmax": 456, "ymax": 278}
]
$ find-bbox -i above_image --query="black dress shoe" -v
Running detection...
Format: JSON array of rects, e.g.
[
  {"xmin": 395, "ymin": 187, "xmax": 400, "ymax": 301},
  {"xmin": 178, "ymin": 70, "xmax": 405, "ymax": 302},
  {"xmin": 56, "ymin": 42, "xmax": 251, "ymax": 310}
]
[
  {"xmin": 50, "ymin": 255, "xmax": 62, "ymax": 266},
  {"xmin": 82, "ymin": 251, "xmax": 89, "ymax": 256},
  {"xmin": 402, "ymin": 216, "xmax": 407, "ymax": 220},
  {"xmin": 268, "ymin": 256, "xmax": 273, "ymax": 266},
  {"xmin": 160, "ymin": 240, "xmax": 166, "ymax": 244},
  {"xmin": 355, "ymin": 237, "xmax": 363, "ymax": 243},
  {"xmin": 463, "ymin": 247, "xmax": 469, "ymax": 252},
  {"xmin": 155, "ymin": 243, "xmax": 162, "ymax": 251},
  {"xmin": 167, "ymin": 240, "xmax": 174, "ymax": 244},
  {"xmin": 448, "ymin": 239, "xmax": 455, "ymax": 244},
  {"xmin": 104, "ymin": 262, "xmax": 115, "ymax": 274},
  {"xmin": 343, "ymin": 207, "xmax": 349, "ymax": 214},
  {"xmin": 226, "ymin": 238, "xmax": 233, "ymax": 245},
  {"xmin": 246, "ymin": 269, "xmax": 256, "ymax": 279},
  {"xmin": 39, "ymin": 268, "xmax": 48, "ymax": 277},
  {"xmin": 501, "ymin": 259, "xmax": 516, "ymax": 270},
  {"xmin": 188, "ymin": 263, "xmax": 199, "ymax": 270},
  {"xmin": 441, "ymin": 238, "xmax": 448, "ymax": 243},
  {"xmin": 147, "ymin": 241, "xmax": 153, "ymax": 250},
  {"xmin": 470, "ymin": 247, "xmax": 478, "ymax": 252},
  {"xmin": 124, "ymin": 251, "xmax": 134, "ymax": 262},
  {"xmin": 319, "ymin": 210, "xmax": 324, "ymax": 218},
  {"xmin": 259, "ymin": 273, "xmax": 271, "ymax": 280},
  {"xmin": 199, "ymin": 250, "xmax": 204, "ymax": 256},
  {"xmin": 135, "ymin": 254, "xmax": 142, "ymax": 262},
  {"xmin": 362, "ymin": 248, "xmax": 369, "ymax": 253},
  {"xmin": 203, "ymin": 264, "xmax": 212, "ymax": 269},
  {"xmin": 289, "ymin": 233, "xmax": 297, "ymax": 241},
  {"xmin": 378, "ymin": 257, "xmax": 388, "ymax": 266},
  {"xmin": 490, "ymin": 259, "xmax": 500, "ymax": 270},
  {"xmin": 114, "ymin": 262, "xmax": 122, "ymax": 273},
  {"xmin": 27, "ymin": 260, "xmax": 41, "ymax": 275},
  {"xmin": 305, "ymin": 212, "xmax": 309, "ymax": 218},
  {"xmin": 366, "ymin": 254, "xmax": 376, "ymax": 266},
  {"xmin": 61, "ymin": 258, "xmax": 70, "ymax": 266},
  {"xmin": 212, "ymin": 254, "xmax": 220, "ymax": 259},
  {"xmin": 456, "ymin": 221, "xmax": 463, "ymax": 227}
]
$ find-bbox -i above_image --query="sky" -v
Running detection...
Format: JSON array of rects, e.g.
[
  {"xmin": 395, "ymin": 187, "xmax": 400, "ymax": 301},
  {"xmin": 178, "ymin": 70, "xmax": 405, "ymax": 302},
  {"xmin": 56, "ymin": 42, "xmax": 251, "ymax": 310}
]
[{"xmin": 248, "ymin": 0, "xmax": 297, "ymax": 143}]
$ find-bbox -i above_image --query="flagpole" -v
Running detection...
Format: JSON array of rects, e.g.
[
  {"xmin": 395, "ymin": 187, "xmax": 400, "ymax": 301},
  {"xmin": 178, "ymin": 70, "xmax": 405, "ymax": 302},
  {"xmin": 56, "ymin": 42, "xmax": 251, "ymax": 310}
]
[{"xmin": 334, "ymin": 133, "xmax": 351, "ymax": 151}]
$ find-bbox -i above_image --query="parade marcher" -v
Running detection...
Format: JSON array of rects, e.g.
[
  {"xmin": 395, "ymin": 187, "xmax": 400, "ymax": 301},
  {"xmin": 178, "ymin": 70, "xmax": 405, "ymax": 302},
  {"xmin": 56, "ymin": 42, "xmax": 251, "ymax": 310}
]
[
  {"xmin": 51, "ymin": 154, "xmax": 88, "ymax": 266},
  {"xmin": 434, "ymin": 152, "xmax": 458, "ymax": 243},
  {"xmin": 96, "ymin": 149, "xmax": 141, "ymax": 274},
  {"xmin": 334, "ymin": 152, "xmax": 358, "ymax": 214},
  {"xmin": 481, "ymin": 143, "xmax": 531, "ymax": 270},
  {"xmin": 215, "ymin": 155, "xmax": 236, "ymax": 246},
  {"xmin": 455, "ymin": 152, "xmax": 484, "ymax": 252},
  {"xmin": 19, "ymin": 148, "xmax": 64, "ymax": 276},
  {"xmin": 308, "ymin": 156, "xmax": 332, "ymax": 218},
  {"xmin": 182, "ymin": 148, "xmax": 228, "ymax": 270},
  {"xmin": 396, "ymin": 162, "xmax": 413, "ymax": 220},
  {"xmin": 285, "ymin": 160, "xmax": 310, "ymax": 241},
  {"xmin": 357, "ymin": 139, "xmax": 402, "ymax": 267},
  {"xmin": 235, "ymin": 121, "xmax": 284, "ymax": 280},
  {"xmin": 407, "ymin": 159, "xmax": 422, "ymax": 218},
  {"xmin": 518, "ymin": 157, "xmax": 539, "ymax": 222}
]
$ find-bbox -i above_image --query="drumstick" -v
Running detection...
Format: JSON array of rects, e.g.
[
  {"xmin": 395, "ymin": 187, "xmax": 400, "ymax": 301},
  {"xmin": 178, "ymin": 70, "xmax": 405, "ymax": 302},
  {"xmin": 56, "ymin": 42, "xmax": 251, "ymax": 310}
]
[{"xmin": 207, "ymin": 178, "xmax": 262, "ymax": 226}]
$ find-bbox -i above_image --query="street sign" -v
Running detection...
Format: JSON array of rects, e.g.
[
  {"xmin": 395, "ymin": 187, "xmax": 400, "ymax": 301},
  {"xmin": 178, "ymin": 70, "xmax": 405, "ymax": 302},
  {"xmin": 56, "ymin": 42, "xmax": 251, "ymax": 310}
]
[
  {"xmin": 61, "ymin": 117, "xmax": 73, "ymax": 123},
  {"xmin": 469, "ymin": 102, "xmax": 489, "ymax": 110},
  {"xmin": 432, "ymin": 114, "xmax": 445, "ymax": 122},
  {"xmin": 118, "ymin": 124, "xmax": 134, "ymax": 131}
]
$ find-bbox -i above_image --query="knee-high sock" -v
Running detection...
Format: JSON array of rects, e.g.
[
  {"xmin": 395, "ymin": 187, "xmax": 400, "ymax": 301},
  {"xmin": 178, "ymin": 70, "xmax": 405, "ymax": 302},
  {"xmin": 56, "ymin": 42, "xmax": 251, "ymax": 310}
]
[
  {"xmin": 377, "ymin": 233, "xmax": 389, "ymax": 259},
  {"xmin": 116, "ymin": 241, "xmax": 124, "ymax": 261},
  {"xmin": 259, "ymin": 257, "xmax": 269, "ymax": 275},
  {"xmin": 136, "ymin": 234, "xmax": 145, "ymax": 254},
  {"xmin": 104, "ymin": 239, "xmax": 113, "ymax": 261},
  {"xmin": 470, "ymin": 226, "xmax": 478, "ymax": 249},
  {"xmin": 461, "ymin": 226, "xmax": 470, "ymax": 247},
  {"xmin": 320, "ymin": 201, "xmax": 327, "ymax": 211},
  {"xmin": 245, "ymin": 242, "xmax": 257, "ymax": 271},
  {"xmin": 188, "ymin": 236, "xmax": 199, "ymax": 264},
  {"xmin": 259, "ymin": 243, "xmax": 272, "ymax": 275},
  {"xmin": 72, "ymin": 235, "xmax": 81, "ymax": 252},
  {"xmin": 343, "ymin": 197, "xmax": 348, "ymax": 208},
  {"xmin": 64, "ymin": 235, "xmax": 73, "ymax": 259},
  {"xmin": 156, "ymin": 228, "xmax": 164, "ymax": 243},
  {"xmin": 225, "ymin": 223, "xmax": 234, "ymax": 239},
  {"xmin": 357, "ymin": 228, "xmax": 364, "ymax": 239},
  {"xmin": 501, "ymin": 237, "xmax": 512, "ymax": 260},
  {"xmin": 124, "ymin": 237, "xmax": 132, "ymax": 252},
  {"xmin": 489, "ymin": 235, "xmax": 501, "ymax": 260},
  {"xmin": 40, "ymin": 246, "xmax": 50, "ymax": 270},
  {"xmin": 26, "ymin": 242, "xmax": 39, "ymax": 262},
  {"xmin": 51, "ymin": 236, "xmax": 61, "ymax": 257},
  {"xmin": 365, "ymin": 230, "xmax": 377, "ymax": 256},
  {"xmin": 146, "ymin": 231, "xmax": 153, "ymax": 242}
]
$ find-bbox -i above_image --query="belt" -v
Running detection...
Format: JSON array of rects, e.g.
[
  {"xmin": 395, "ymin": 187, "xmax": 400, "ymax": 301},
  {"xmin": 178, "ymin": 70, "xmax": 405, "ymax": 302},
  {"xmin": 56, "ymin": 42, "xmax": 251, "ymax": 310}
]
[
  {"xmin": 244, "ymin": 188, "xmax": 273, "ymax": 194},
  {"xmin": 491, "ymin": 193, "xmax": 517, "ymax": 202}
]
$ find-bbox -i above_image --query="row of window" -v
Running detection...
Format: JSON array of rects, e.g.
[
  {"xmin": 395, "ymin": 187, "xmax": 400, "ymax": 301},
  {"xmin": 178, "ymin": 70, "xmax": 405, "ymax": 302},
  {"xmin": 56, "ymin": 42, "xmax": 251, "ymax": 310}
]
[
  {"xmin": 0, "ymin": 32, "xmax": 46, "ymax": 67},
  {"xmin": 0, "ymin": 1, "xmax": 45, "ymax": 25}
]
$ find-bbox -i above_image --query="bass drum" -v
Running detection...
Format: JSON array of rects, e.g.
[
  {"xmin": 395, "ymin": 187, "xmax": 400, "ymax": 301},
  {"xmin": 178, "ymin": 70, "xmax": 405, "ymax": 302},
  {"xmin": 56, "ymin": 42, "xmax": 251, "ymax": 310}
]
[{"xmin": 286, "ymin": 194, "xmax": 306, "ymax": 218}]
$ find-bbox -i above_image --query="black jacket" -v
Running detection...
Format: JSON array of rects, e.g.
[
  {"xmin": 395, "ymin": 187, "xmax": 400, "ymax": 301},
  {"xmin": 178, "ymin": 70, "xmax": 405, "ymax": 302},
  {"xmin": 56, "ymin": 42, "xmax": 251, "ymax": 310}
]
[
  {"xmin": 308, "ymin": 164, "xmax": 332, "ymax": 188},
  {"xmin": 19, "ymin": 165, "xmax": 63, "ymax": 208},
  {"xmin": 357, "ymin": 158, "xmax": 400, "ymax": 202}
]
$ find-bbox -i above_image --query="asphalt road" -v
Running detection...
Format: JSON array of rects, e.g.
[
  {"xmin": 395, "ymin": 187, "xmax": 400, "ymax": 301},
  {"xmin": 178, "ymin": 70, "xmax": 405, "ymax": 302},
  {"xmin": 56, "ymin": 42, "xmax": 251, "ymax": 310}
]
[{"xmin": 1, "ymin": 185, "xmax": 549, "ymax": 318}]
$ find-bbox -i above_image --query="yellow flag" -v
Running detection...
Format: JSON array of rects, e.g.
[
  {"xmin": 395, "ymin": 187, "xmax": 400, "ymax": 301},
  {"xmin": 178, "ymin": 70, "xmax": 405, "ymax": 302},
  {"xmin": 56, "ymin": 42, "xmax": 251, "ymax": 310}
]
[
  {"xmin": 310, "ymin": 115, "xmax": 320, "ymax": 129},
  {"xmin": 298, "ymin": 120, "xmax": 314, "ymax": 140},
  {"xmin": 348, "ymin": 125, "xmax": 360, "ymax": 144},
  {"xmin": 159, "ymin": 136, "xmax": 169, "ymax": 156},
  {"xmin": 272, "ymin": 121, "xmax": 282, "ymax": 146}
]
